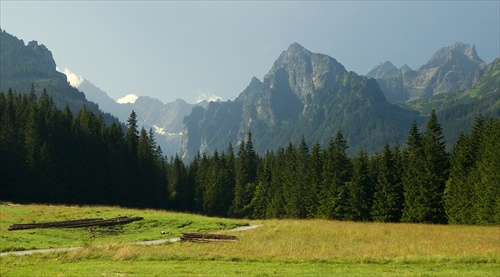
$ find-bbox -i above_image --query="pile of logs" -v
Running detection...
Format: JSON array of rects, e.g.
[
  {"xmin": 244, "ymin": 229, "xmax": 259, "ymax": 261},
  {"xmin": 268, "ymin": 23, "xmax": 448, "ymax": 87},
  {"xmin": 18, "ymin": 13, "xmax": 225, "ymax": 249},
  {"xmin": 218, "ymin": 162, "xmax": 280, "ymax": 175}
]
[
  {"xmin": 181, "ymin": 232, "xmax": 238, "ymax": 243},
  {"xmin": 8, "ymin": 216, "xmax": 143, "ymax": 231}
]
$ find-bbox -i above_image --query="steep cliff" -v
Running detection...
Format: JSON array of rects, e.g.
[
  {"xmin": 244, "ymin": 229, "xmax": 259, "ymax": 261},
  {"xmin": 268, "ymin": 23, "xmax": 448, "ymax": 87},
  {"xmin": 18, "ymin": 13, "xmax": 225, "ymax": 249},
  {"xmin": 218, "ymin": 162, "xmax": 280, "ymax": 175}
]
[{"xmin": 180, "ymin": 43, "xmax": 420, "ymax": 160}]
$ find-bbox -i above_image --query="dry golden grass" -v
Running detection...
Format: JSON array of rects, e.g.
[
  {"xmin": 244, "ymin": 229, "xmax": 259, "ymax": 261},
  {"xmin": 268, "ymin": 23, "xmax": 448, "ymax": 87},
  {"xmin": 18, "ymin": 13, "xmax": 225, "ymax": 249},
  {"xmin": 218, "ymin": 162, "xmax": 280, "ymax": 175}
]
[
  {"xmin": 71, "ymin": 219, "xmax": 499, "ymax": 264},
  {"xmin": 217, "ymin": 219, "xmax": 500, "ymax": 262},
  {"xmin": 2, "ymin": 208, "xmax": 499, "ymax": 276}
]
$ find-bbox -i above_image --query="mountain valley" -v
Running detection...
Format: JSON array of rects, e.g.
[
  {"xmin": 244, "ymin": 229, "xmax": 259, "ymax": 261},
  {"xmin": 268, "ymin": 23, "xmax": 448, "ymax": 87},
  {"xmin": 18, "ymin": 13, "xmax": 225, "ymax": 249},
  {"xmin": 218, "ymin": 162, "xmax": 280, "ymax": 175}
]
[{"xmin": 1, "ymin": 29, "xmax": 498, "ymax": 160}]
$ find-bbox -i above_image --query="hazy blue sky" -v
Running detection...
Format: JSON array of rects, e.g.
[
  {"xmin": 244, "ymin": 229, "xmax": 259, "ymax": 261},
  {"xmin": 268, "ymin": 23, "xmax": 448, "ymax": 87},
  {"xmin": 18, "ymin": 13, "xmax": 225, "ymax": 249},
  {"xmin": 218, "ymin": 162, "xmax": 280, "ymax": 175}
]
[{"xmin": 1, "ymin": 1, "xmax": 499, "ymax": 104}]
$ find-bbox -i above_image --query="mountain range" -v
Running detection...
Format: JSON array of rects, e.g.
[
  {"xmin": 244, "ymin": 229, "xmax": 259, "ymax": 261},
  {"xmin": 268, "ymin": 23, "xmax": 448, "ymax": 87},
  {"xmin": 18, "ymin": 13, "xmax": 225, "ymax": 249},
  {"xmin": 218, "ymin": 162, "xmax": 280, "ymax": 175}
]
[
  {"xmin": 180, "ymin": 43, "xmax": 420, "ymax": 159},
  {"xmin": 76, "ymin": 79, "xmax": 210, "ymax": 155},
  {"xmin": 180, "ymin": 42, "xmax": 498, "ymax": 159},
  {"xmin": 0, "ymin": 29, "xmax": 118, "ymax": 125},
  {"xmin": 366, "ymin": 42, "xmax": 486, "ymax": 103},
  {"xmin": 1, "ymin": 29, "xmax": 498, "ymax": 160}
]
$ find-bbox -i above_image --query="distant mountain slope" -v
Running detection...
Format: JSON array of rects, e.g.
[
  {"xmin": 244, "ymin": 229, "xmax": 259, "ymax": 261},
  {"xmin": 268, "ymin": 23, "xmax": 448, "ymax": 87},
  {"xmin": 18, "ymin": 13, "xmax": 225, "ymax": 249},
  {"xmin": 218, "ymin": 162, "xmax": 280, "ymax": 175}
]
[
  {"xmin": 180, "ymin": 43, "xmax": 421, "ymax": 160},
  {"xmin": 0, "ymin": 29, "xmax": 117, "ymax": 124},
  {"xmin": 77, "ymin": 78, "xmax": 209, "ymax": 156},
  {"xmin": 399, "ymin": 57, "xmax": 500, "ymax": 147},
  {"xmin": 367, "ymin": 42, "xmax": 486, "ymax": 102}
]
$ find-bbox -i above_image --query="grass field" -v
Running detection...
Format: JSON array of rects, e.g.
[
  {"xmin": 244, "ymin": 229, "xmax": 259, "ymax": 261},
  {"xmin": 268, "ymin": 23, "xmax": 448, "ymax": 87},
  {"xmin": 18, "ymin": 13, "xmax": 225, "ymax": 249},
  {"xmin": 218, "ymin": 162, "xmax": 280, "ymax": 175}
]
[{"xmin": 1, "ymin": 203, "xmax": 499, "ymax": 276}]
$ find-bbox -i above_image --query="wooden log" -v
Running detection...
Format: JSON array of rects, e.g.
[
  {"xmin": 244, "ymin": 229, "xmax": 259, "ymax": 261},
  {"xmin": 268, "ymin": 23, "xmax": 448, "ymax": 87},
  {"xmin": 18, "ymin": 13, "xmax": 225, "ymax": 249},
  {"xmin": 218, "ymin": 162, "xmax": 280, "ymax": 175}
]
[
  {"xmin": 8, "ymin": 217, "xmax": 143, "ymax": 231},
  {"xmin": 180, "ymin": 232, "xmax": 238, "ymax": 242}
]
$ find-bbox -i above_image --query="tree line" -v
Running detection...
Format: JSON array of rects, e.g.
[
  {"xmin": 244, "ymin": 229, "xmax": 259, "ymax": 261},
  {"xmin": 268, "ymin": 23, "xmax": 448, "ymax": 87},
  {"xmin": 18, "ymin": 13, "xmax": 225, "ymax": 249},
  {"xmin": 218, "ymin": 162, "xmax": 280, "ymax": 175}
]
[{"xmin": 1, "ymin": 88, "xmax": 498, "ymax": 225}]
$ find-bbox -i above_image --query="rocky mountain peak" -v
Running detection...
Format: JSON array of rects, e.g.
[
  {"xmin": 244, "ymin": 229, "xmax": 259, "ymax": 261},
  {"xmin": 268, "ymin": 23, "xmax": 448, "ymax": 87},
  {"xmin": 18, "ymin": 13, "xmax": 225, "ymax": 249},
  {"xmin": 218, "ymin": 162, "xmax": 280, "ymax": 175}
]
[
  {"xmin": 180, "ymin": 43, "xmax": 416, "ymax": 161},
  {"xmin": 286, "ymin": 42, "xmax": 308, "ymax": 53},
  {"xmin": 270, "ymin": 43, "xmax": 312, "ymax": 70},
  {"xmin": 264, "ymin": 43, "xmax": 346, "ymax": 102},
  {"xmin": 420, "ymin": 41, "xmax": 484, "ymax": 70},
  {"xmin": 366, "ymin": 61, "xmax": 400, "ymax": 79},
  {"xmin": 369, "ymin": 42, "xmax": 489, "ymax": 102},
  {"xmin": 399, "ymin": 64, "xmax": 413, "ymax": 73}
]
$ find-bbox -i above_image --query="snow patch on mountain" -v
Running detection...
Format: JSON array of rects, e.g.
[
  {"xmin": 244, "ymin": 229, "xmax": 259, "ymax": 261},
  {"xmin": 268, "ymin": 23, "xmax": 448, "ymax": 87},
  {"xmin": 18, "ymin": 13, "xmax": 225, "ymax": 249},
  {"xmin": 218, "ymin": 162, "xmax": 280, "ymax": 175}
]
[
  {"xmin": 196, "ymin": 91, "xmax": 222, "ymax": 103},
  {"xmin": 57, "ymin": 67, "xmax": 84, "ymax": 88},
  {"xmin": 153, "ymin": 125, "xmax": 166, "ymax": 135},
  {"xmin": 117, "ymin": 94, "xmax": 139, "ymax": 104}
]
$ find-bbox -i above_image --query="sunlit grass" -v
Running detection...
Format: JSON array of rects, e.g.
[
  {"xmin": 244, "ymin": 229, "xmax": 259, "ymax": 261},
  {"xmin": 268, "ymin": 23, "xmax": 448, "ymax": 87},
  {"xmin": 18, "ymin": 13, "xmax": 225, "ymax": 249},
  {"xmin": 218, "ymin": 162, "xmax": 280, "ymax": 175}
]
[
  {"xmin": 0, "ymin": 203, "xmax": 245, "ymax": 252},
  {"xmin": 139, "ymin": 219, "xmax": 498, "ymax": 263},
  {"xmin": 1, "ymin": 203, "xmax": 499, "ymax": 276}
]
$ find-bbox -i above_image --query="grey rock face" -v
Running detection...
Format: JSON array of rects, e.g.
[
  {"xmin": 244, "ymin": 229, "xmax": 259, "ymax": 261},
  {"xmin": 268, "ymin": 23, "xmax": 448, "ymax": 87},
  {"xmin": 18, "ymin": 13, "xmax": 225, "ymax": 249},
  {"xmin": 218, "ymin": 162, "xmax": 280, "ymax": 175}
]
[
  {"xmin": 78, "ymin": 78, "xmax": 208, "ymax": 157},
  {"xmin": 367, "ymin": 42, "xmax": 486, "ymax": 102},
  {"xmin": 179, "ymin": 43, "xmax": 417, "ymax": 161}
]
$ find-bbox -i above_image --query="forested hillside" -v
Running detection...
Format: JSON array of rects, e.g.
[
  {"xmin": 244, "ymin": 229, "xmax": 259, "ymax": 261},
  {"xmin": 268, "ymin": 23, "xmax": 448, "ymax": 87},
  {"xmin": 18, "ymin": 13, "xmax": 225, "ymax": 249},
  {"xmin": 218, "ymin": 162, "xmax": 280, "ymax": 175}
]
[
  {"xmin": 0, "ymin": 88, "xmax": 168, "ymax": 208},
  {"xmin": 0, "ymin": 29, "xmax": 118, "ymax": 125},
  {"xmin": 1, "ymin": 88, "xmax": 498, "ymax": 224},
  {"xmin": 400, "ymin": 57, "xmax": 500, "ymax": 149}
]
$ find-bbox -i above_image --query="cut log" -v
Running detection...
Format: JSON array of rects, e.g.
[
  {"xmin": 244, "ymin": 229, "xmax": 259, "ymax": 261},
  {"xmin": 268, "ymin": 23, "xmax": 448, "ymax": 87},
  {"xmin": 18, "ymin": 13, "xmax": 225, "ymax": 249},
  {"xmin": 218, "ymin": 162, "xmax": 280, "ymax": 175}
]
[
  {"xmin": 8, "ymin": 217, "xmax": 143, "ymax": 231},
  {"xmin": 181, "ymin": 232, "xmax": 238, "ymax": 242}
]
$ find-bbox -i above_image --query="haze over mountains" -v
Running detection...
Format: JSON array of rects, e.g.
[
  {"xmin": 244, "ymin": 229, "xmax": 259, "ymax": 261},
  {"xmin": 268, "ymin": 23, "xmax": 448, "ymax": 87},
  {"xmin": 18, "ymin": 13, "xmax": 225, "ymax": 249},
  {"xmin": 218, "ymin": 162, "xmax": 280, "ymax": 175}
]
[
  {"xmin": 71, "ymin": 77, "xmax": 211, "ymax": 156},
  {"xmin": 1, "ymin": 29, "xmax": 498, "ymax": 160},
  {"xmin": 180, "ymin": 43, "xmax": 419, "ymax": 159},
  {"xmin": 0, "ymin": 29, "xmax": 119, "ymax": 125},
  {"xmin": 366, "ymin": 42, "xmax": 486, "ymax": 103}
]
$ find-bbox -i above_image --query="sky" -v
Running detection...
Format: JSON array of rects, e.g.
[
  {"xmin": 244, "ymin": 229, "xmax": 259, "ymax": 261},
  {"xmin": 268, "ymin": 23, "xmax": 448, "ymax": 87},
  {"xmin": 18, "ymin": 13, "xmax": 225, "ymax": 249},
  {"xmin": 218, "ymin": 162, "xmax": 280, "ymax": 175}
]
[{"xmin": 1, "ymin": 1, "xmax": 499, "ymax": 104}]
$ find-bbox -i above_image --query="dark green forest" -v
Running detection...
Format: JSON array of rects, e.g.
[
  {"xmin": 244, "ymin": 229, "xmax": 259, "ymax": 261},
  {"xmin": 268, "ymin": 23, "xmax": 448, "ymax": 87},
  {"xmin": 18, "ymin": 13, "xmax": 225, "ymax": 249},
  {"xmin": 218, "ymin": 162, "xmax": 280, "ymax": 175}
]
[{"xmin": 1, "ymin": 88, "xmax": 498, "ymax": 225}]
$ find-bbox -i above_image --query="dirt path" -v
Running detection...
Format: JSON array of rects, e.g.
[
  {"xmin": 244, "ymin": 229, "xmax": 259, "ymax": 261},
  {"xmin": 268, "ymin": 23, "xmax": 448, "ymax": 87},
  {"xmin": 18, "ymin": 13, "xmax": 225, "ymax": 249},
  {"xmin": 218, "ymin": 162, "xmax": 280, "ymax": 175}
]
[{"xmin": 0, "ymin": 225, "xmax": 261, "ymax": 257}]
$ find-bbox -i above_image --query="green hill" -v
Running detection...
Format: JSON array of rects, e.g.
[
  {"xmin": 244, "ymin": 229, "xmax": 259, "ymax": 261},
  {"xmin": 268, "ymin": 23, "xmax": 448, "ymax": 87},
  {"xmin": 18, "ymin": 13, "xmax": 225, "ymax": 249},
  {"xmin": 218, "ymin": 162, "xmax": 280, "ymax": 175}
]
[
  {"xmin": 0, "ymin": 29, "xmax": 118, "ymax": 124},
  {"xmin": 400, "ymin": 57, "xmax": 500, "ymax": 147}
]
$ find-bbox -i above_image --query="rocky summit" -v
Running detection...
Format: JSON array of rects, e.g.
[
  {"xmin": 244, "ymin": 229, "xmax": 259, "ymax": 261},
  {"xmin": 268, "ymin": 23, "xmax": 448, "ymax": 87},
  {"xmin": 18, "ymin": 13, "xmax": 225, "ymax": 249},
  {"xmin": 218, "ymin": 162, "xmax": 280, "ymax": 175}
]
[
  {"xmin": 367, "ymin": 42, "xmax": 486, "ymax": 102},
  {"xmin": 180, "ymin": 43, "xmax": 419, "ymax": 160}
]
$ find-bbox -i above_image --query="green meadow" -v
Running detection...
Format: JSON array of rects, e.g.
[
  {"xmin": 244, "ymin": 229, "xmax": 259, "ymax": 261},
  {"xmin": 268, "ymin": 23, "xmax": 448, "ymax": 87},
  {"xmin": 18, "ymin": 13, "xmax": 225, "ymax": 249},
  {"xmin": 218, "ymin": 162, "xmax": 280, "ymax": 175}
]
[{"xmin": 1, "ymin": 203, "xmax": 499, "ymax": 276}]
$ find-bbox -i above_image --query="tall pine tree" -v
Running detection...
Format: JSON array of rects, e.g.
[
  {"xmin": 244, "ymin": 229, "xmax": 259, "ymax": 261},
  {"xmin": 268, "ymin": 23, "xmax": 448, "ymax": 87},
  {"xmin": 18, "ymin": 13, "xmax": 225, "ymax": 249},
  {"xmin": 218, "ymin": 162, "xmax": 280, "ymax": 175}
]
[
  {"xmin": 401, "ymin": 120, "xmax": 427, "ymax": 223},
  {"xmin": 318, "ymin": 130, "xmax": 352, "ymax": 220},
  {"xmin": 346, "ymin": 150, "xmax": 373, "ymax": 221},
  {"xmin": 371, "ymin": 144, "xmax": 403, "ymax": 222}
]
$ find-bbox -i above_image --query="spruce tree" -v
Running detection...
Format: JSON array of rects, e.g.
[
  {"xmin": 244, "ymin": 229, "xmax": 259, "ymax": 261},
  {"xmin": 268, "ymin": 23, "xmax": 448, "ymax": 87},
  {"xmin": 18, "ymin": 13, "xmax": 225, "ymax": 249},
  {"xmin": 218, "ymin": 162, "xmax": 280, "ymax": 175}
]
[
  {"xmin": 372, "ymin": 144, "xmax": 403, "ymax": 222},
  {"xmin": 318, "ymin": 130, "xmax": 352, "ymax": 220},
  {"xmin": 421, "ymin": 109, "xmax": 448, "ymax": 223},
  {"xmin": 185, "ymin": 152, "xmax": 201, "ymax": 212},
  {"xmin": 168, "ymin": 154, "xmax": 188, "ymax": 211},
  {"xmin": 250, "ymin": 151, "xmax": 273, "ymax": 219},
  {"xmin": 125, "ymin": 110, "xmax": 139, "ymax": 154},
  {"xmin": 222, "ymin": 144, "xmax": 236, "ymax": 216},
  {"xmin": 470, "ymin": 117, "xmax": 500, "ymax": 225},
  {"xmin": 229, "ymin": 140, "xmax": 247, "ymax": 218},
  {"xmin": 137, "ymin": 128, "xmax": 152, "ymax": 165},
  {"xmin": 444, "ymin": 113, "xmax": 485, "ymax": 224},
  {"xmin": 401, "ymin": 120, "xmax": 426, "ymax": 223},
  {"xmin": 230, "ymin": 131, "xmax": 258, "ymax": 218},
  {"xmin": 266, "ymin": 147, "xmax": 286, "ymax": 218},
  {"xmin": 346, "ymin": 150, "xmax": 372, "ymax": 221},
  {"xmin": 305, "ymin": 142, "xmax": 322, "ymax": 218},
  {"xmin": 402, "ymin": 112, "xmax": 449, "ymax": 224},
  {"xmin": 283, "ymin": 141, "xmax": 305, "ymax": 218},
  {"xmin": 203, "ymin": 149, "xmax": 220, "ymax": 216},
  {"xmin": 295, "ymin": 137, "xmax": 310, "ymax": 218},
  {"xmin": 444, "ymin": 133, "xmax": 475, "ymax": 224}
]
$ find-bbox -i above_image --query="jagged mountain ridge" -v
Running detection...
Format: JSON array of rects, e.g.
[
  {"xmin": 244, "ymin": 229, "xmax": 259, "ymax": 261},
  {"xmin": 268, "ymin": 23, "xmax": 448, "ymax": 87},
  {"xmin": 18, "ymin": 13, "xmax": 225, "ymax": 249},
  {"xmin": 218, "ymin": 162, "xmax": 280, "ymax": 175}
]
[
  {"xmin": 0, "ymin": 29, "xmax": 118, "ymax": 124},
  {"xmin": 367, "ymin": 42, "xmax": 486, "ymax": 102},
  {"xmin": 3, "ymin": 28, "xmax": 496, "ymax": 160},
  {"xmin": 399, "ymin": 57, "xmax": 500, "ymax": 149},
  {"xmin": 180, "ymin": 43, "xmax": 420, "ymax": 160},
  {"xmin": 77, "ymin": 78, "xmax": 210, "ymax": 156}
]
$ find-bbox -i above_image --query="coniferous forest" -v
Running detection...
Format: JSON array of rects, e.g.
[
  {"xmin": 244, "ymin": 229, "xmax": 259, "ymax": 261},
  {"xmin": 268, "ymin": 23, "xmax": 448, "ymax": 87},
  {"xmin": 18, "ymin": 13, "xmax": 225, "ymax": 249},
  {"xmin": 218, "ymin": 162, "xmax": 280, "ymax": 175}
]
[{"xmin": 1, "ymin": 88, "xmax": 499, "ymax": 225}]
